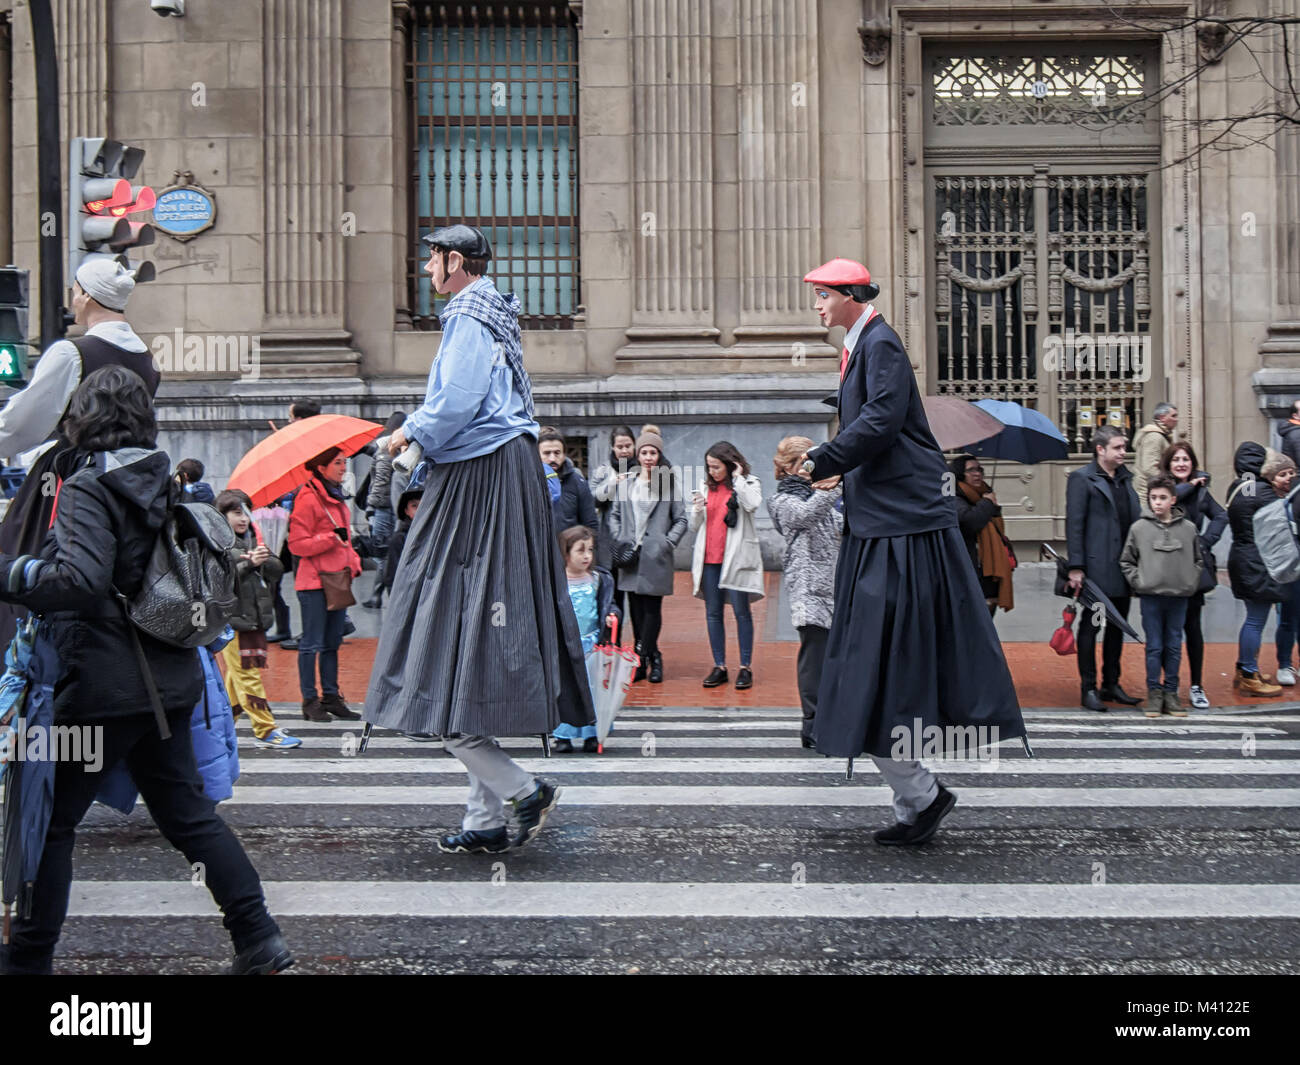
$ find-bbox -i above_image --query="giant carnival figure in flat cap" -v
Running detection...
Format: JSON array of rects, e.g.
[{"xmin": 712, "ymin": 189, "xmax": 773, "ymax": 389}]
[
  {"xmin": 364, "ymin": 224, "xmax": 594, "ymax": 853},
  {"xmin": 799, "ymin": 258, "xmax": 1026, "ymax": 845}
]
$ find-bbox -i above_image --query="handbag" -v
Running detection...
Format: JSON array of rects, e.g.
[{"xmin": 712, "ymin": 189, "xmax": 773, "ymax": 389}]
[
  {"xmin": 611, "ymin": 541, "xmax": 640, "ymax": 568},
  {"xmin": 1049, "ymin": 602, "xmax": 1078, "ymax": 656},
  {"xmin": 318, "ymin": 569, "xmax": 356, "ymax": 611}
]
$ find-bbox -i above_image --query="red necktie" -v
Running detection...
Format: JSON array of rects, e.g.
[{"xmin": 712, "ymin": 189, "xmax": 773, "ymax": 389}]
[{"xmin": 840, "ymin": 345, "xmax": 850, "ymax": 379}]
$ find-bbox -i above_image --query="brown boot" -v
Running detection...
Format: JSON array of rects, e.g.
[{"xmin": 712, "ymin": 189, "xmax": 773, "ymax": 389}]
[
  {"xmin": 1143, "ymin": 688, "xmax": 1163, "ymax": 718},
  {"xmin": 1233, "ymin": 666, "xmax": 1282, "ymax": 697},
  {"xmin": 1162, "ymin": 690, "xmax": 1188, "ymax": 717},
  {"xmin": 319, "ymin": 693, "xmax": 361, "ymax": 720},
  {"xmin": 301, "ymin": 697, "xmax": 331, "ymax": 722}
]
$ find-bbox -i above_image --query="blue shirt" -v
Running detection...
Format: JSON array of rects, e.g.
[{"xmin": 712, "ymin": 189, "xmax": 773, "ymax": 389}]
[{"xmin": 403, "ymin": 313, "xmax": 538, "ymax": 464}]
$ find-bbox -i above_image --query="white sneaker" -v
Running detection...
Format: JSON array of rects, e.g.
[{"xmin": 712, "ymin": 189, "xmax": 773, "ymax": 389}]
[
  {"xmin": 1277, "ymin": 667, "xmax": 1297, "ymax": 686},
  {"xmin": 1189, "ymin": 685, "xmax": 1210, "ymax": 710}
]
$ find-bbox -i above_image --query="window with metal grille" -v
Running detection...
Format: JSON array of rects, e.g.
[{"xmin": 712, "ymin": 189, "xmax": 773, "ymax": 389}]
[{"xmin": 406, "ymin": 1, "xmax": 579, "ymax": 330}]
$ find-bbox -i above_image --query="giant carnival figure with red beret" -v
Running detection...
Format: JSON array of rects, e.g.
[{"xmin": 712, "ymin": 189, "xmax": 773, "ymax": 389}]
[{"xmin": 799, "ymin": 259, "xmax": 1026, "ymax": 845}]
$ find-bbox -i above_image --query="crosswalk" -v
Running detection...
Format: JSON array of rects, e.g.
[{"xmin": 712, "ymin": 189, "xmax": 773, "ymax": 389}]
[{"xmin": 62, "ymin": 704, "xmax": 1300, "ymax": 974}]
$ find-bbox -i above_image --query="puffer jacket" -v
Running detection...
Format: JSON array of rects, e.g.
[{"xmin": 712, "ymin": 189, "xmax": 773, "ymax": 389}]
[
  {"xmin": 288, "ymin": 474, "xmax": 362, "ymax": 591},
  {"xmin": 0, "ymin": 446, "xmax": 202, "ymax": 721},
  {"xmin": 1119, "ymin": 507, "xmax": 1203, "ymax": 597},
  {"xmin": 767, "ymin": 478, "xmax": 841, "ymax": 630},
  {"xmin": 367, "ymin": 437, "xmax": 395, "ymax": 512},
  {"xmin": 1226, "ymin": 442, "xmax": 1287, "ymax": 603},
  {"xmin": 225, "ymin": 527, "xmax": 284, "ymax": 632}
]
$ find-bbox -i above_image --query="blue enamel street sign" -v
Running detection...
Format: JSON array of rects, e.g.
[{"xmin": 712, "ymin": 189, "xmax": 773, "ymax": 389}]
[{"xmin": 152, "ymin": 184, "xmax": 216, "ymax": 239}]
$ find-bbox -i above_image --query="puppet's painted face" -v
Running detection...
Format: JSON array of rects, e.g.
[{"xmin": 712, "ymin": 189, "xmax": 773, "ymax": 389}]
[{"xmin": 813, "ymin": 286, "xmax": 857, "ymax": 331}]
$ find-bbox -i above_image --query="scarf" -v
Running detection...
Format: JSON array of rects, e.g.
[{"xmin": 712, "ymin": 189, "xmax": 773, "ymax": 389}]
[
  {"xmin": 958, "ymin": 480, "xmax": 1014, "ymax": 611},
  {"xmin": 312, "ymin": 470, "xmax": 347, "ymax": 502},
  {"xmin": 776, "ymin": 474, "xmax": 815, "ymax": 501},
  {"xmin": 238, "ymin": 630, "xmax": 268, "ymax": 670}
]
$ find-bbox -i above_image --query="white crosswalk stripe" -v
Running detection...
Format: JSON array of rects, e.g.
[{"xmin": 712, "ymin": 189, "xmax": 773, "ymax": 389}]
[{"xmin": 63, "ymin": 704, "xmax": 1300, "ymax": 973}]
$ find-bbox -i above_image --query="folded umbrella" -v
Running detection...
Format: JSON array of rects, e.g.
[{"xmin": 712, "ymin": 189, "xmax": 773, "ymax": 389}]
[
  {"xmin": 227, "ymin": 415, "xmax": 384, "ymax": 509},
  {"xmin": 584, "ymin": 620, "xmax": 639, "ymax": 752},
  {"xmin": 921, "ymin": 397, "xmax": 1008, "ymax": 453},
  {"xmin": 1040, "ymin": 543, "xmax": 1143, "ymax": 642},
  {"xmin": 969, "ymin": 399, "xmax": 1069, "ymax": 465},
  {"xmin": 250, "ymin": 506, "xmax": 290, "ymax": 556}
]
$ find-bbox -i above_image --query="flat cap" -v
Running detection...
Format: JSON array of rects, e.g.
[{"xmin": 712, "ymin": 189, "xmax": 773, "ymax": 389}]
[{"xmin": 422, "ymin": 224, "xmax": 493, "ymax": 261}]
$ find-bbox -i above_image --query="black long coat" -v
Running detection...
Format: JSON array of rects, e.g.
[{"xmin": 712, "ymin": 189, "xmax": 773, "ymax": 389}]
[
  {"xmin": 1226, "ymin": 443, "xmax": 1286, "ymax": 603},
  {"xmin": 807, "ymin": 313, "xmax": 1024, "ymax": 760},
  {"xmin": 1064, "ymin": 460, "xmax": 1141, "ymax": 600}
]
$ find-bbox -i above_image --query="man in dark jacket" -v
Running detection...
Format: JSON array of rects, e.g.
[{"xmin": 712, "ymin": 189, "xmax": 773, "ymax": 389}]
[
  {"xmin": 1065, "ymin": 425, "xmax": 1143, "ymax": 711},
  {"xmin": 538, "ymin": 427, "xmax": 598, "ymax": 533},
  {"xmin": 1279, "ymin": 400, "xmax": 1300, "ymax": 469},
  {"xmin": 800, "ymin": 258, "xmax": 1025, "ymax": 847}
]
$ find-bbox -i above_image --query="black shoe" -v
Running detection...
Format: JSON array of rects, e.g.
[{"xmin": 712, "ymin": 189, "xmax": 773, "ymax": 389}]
[
  {"xmin": 899, "ymin": 784, "xmax": 957, "ymax": 845},
  {"xmin": 437, "ymin": 827, "xmax": 510, "ymax": 854},
  {"xmin": 553, "ymin": 738, "xmax": 574, "ymax": 754},
  {"xmin": 230, "ymin": 933, "xmax": 295, "ymax": 975},
  {"xmin": 632, "ymin": 642, "xmax": 648, "ymax": 682},
  {"xmin": 1081, "ymin": 689, "xmax": 1107, "ymax": 713},
  {"xmin": 648, "ymin": 651, "xmax": 663, "ymax": 684},
  {"xmin": 342, "ymin": 617, "xmax": 357, "ymax": 637},
  {"xmin": 319, "ymin": 693, "xmax": 360, "ymax": 720},
  {"xmin": 280, "ymin": 638, "xmax": 299, "ymax": 651},
  {"xmin": 582, "ymin": 737, "xmax": 599, "ymax": 754},
  {"xmin": 702, "ymin": 667, "xmax": 728, "ymax": 688},
  {"xmin": 872, "ymin": 822, "xmax": 913, "ymax": 845},
  {"xmin": 266, "ymin": 631, "xmax": 290, "ymax": 644},
  {"xmin": 800, "ymin": 736, "xmax": 815, "ymax": 750},
  {"xmin": 362, "ymin": 593, "xmax": 384, "ymax": 609},
  {"xmin": 735, "ymin": 667, "xmax": 753, "ymax": 690},
  {"xmin": 512, "ymin": 780, "xmax": 560, "ymax": 848},
  {"xmin": 1100, "ymin": 684, "xmax": 1141, "ymax": 706},
  {"xmin": 301, "ymin": 697, "xmax": 330, "ymax": 722}
]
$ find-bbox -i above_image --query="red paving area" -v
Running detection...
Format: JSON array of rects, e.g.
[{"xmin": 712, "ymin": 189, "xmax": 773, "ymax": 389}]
[{"xmin": 256, "ymin": 573, "xmax": 1291, "ymax": 710}]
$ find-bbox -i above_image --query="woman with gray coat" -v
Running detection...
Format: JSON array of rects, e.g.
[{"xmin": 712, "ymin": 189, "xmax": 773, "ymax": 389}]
[
  {"xmin": 768, "ymin": 435, "xmax": 842, "ymax": 747},
  {"xmin": 607, "ymin": 427, "xmax": 688, "ymax": 682},
  {"xmin": 689, "ymin": 441, "xmax": 764, "ymax": 690}
]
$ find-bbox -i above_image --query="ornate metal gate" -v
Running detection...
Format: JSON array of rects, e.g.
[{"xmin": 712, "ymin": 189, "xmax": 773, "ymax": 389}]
[{"xmin": 933, "ymin": 168, "xmax": 1153, "ymax": 452}]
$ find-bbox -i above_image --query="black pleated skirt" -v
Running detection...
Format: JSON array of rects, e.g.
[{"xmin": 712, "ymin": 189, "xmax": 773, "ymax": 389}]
[
  {"xmin": 363, "ymin": 433, "xmax": 594, "ymax": 738},
  {"xmin": 813, "ymin": 525, "xmax": 1025, "ymax": 759}
]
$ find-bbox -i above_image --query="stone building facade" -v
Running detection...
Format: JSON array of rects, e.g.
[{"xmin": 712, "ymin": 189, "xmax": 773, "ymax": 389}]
[{"xmin": 0, "ymin": 0, "xmax": 1294, "ymax": 552}]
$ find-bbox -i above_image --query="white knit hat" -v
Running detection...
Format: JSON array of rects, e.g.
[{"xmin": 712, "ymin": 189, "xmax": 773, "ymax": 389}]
[{"xmin": 74, "ymin": 259, "xmax": 135, "ymax": 311}]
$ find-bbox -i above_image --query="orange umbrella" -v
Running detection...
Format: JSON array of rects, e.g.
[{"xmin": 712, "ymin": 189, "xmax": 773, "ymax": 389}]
[{"xmin": 227, "ymin": 415, "xmax": 385, "ymax": 508}]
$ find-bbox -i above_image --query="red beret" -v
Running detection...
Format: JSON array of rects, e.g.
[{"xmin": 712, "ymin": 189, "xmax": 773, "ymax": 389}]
[{"xmin": 803, "ymin": 258, "xmax": 872, "ymax": 287}]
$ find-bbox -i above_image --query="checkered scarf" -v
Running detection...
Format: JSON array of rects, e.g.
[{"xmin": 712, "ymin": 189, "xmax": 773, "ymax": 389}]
[{"xmin": 440, "ymin": 277, "xmax": 533, "ymax": 417}]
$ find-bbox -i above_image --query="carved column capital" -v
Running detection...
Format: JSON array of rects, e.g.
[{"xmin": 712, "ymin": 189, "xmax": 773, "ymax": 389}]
[{"xmin": 858, "ymin": 17, "xmax": 890, "ymax": 66}]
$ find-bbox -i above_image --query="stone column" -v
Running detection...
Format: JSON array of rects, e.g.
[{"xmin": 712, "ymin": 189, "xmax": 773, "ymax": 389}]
[
  {"xmin": 56, "ymin": 0, "xmax": 109, "ymax": 139},
  {"xmin": 259, "ymin": 0, "xmax": 359, "ymax": 377},
  {"xmin": 618, "ymin": 0, "xmax": 718, "ymax": 358}
]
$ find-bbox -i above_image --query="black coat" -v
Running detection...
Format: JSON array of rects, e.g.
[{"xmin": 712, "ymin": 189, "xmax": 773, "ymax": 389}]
[
  {"xmin": 592, "ymin": 566, "xmax": 622, "ymax": 644},
  {"xmin": 1064, "ymin": 460, "xmax": 1141, "ymax": 600},
  {"xmin": 552, "ymin": 459, "xmax": 598, "ymax": 535},
  {"xmin": 383, "ymin": 517, "xmax": 412, "ymax": 592},
  {"xmin": 225, "ymin": 528, "xmax": 285, "ymax": 632},
  {"xmin": 808, "ymin": 315, "xmax": 955, "ymax": 538},
  {"xmin": 954, "ymin": 492, "xmax": 1000, "ymax": 578},
  {"xmin": 0, "ymin": 447, "xmax": 203, "ymax": 721},
  {"xmin": 1226, "ymin": 442, "xmax": 1286, "ymax": 603},
  {"xmin": 1279, "ymin": 420, "xmax": 1300, "ymax": 470}
]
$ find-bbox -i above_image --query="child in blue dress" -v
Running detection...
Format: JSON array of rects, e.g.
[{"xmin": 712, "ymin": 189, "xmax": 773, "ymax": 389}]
[{"xmin": 553, "ymin": 525, "xmax": 620, "ymax": 753}]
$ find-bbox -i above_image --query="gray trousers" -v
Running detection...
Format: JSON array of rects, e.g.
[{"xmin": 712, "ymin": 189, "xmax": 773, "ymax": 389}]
[
  {"xmin": 870, "ymin": 755, "xmax": 938, "ymax": 825},
  {"xmin": 442, "ymin": 735, "xmax": 537, "ymax": 831}
]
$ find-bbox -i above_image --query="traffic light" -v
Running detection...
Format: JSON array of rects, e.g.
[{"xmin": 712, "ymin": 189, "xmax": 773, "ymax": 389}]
[
  {"xmin": 0, "ymin": 267, "xmax": 29, "ymax": 386},
  {"xmin": 68, "ymin": 137, "xmax": 156, "ymax": 285}
]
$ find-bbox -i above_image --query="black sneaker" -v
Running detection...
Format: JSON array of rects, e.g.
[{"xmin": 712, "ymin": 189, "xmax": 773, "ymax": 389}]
[
  {"xmin": 735, "ymin": 667, "xmax": 753, "ymax": 690},
  {"xmin": 898, "ymin": 784, "xmax": 957, "ymax": 845},
  {"xmin": 872, "ymin": 822, "xmax": 913, "ymax": 845},
  {"xmin": 280, "ymin": 638, "xmax": 299, "ymax": 651},
  {"xmin": 230, "ymin": 933, "xmax": 295, "ymax": 975},
  {"xmin": 512, "ymin": 780, "xmax": 561, "ymax": 848},
  {"xmin": 342, "ymin": 617, "xmax": 357, "ymax": 637},
  {"xmin": 553, "ymin": 738, "xmax": 574, "ymax": 754},
  {"xmin": 437, "ymin": 827, "xmax": 510, "ymax": 854},
  {"xmin": 582, "ymin": 737, "xmax": 599, "ymax": 754},
  {"xmin": 702, "ymin": 667, "xmax": 728, "ymax": 688}
]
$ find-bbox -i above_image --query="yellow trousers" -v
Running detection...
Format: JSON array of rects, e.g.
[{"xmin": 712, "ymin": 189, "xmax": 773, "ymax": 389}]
[{"xmin": 221, "ymin": 639, "xmax": 277, "ymax": 739}]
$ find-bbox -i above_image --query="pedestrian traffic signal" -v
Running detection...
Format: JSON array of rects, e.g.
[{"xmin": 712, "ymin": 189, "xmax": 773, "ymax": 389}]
[
  {"xmin": 68, "ymin": 138, "xmax": 156, "ymax": 285},
  {"xmin": 0, "ymin": 267, "xmax": 30, "ymax": 387}
]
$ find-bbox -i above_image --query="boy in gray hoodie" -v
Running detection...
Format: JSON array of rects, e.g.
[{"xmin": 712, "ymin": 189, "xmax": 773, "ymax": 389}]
[{"xmin": 1120, "ymin": 473, "xmax": 1203, "ymax": 717}]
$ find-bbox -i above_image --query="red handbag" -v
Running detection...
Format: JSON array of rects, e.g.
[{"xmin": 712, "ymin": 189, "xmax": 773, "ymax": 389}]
[{"xmin": 1049, "ymin": 603, "xmax": 1078, "ymax": 656}]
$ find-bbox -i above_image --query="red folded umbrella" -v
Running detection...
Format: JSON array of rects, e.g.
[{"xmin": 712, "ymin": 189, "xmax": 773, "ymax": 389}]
[{"xmin": 227, "ymin": 415, "xmax": 384, "ymax": 508}]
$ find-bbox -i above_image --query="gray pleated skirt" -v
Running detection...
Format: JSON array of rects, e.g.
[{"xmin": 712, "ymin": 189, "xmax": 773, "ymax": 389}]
[{"xmin": 363, "ymin": 432, "xmax": 595, "ymax": 738}]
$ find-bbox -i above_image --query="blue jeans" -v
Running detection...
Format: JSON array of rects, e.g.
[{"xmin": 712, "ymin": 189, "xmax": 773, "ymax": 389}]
[
  {"xmin": 1139, "ymin": 595, "xmax": 1188, "ymax": 692},
  {"xmin": 700, "ymin": 562, "xmax": 753, "ymax": 668},
  {"xmin": 369, "ymin": 508, "xmax": 395, "ymax": 553},
  {"xmin": 297, "ymin": 588, "xmax": 347, "ymax": 699},
  {"xmin": 1276, "ymin": 582, "xmax": 1300, "ymax": 669},
  {"xmin": 1237, "ymin": 598, "xmax": 1274, "ymax": 675}
]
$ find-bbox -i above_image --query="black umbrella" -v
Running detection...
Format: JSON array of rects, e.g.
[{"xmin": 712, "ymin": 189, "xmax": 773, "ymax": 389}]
[{"xmin": 1040, "ymin": 544, "xmax": 1143, "ymax": 642}]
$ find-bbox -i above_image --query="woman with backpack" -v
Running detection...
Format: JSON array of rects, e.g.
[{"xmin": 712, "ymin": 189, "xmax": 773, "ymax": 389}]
[
  {"xmin": 607, "ymin": 426, "xmax": 687, "ymax": 683},
  {"xmin": 688, "ymin": 441, "xmax": 764, "ymax": 690},
  {"xmin": 0, "ymin": 366, "xmax": 292, "ymax": 975},
  {"xmin": 1160, "ymin": 441, "xmax": 1228, "ymax": 709},
  {"xmin": 1226, "ymin": 442, "xmax": 1285, "ymax": 697}
]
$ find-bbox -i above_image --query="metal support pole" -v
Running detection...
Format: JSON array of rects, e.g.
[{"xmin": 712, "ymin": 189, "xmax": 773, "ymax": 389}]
[{"xmin": 29, "ymin": 0, "xmax": 64, "ymax": 347}]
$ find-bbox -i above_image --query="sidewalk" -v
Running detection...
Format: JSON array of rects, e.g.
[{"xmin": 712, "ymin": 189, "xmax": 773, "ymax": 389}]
[{"xmin": 259, "ymin": 570, "xmax": 1300, "ymax": 711}]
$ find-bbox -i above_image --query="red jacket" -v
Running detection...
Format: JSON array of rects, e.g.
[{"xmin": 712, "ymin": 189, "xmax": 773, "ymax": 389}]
[{"xmin": 288, "ymin": 477, "xmax": 362, "ymax": 591}]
